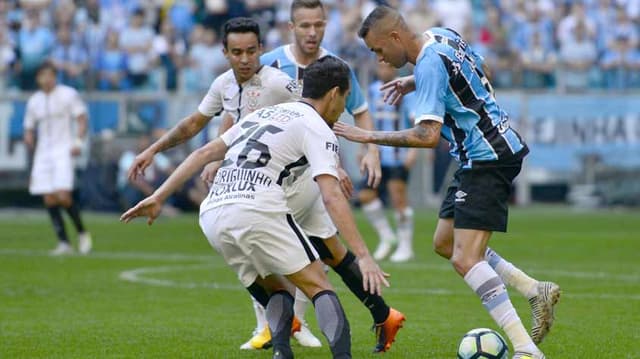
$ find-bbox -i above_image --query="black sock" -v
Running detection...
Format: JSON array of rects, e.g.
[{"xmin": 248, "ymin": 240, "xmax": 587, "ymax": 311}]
[
  {"xmin": 47, "ymin": 206, "xmax": 69, "ymax": 243},
  {"xmin": 64, "ymin": 202, "xmax": 86, "ymax": 233},
  {"xmin": 312, "ymin": 290, "xmax": 351, "ymax": 359},
  {"xmin": 246, "ymin": 282, "xmax": 270, "ymax": 307},
  {"xmin": 333, "ymin": 251, "xmax": 390, "ymax": 324},
  {"xmin": 266, "ymin": 291, "xmax": 294, "ymax": 358}
]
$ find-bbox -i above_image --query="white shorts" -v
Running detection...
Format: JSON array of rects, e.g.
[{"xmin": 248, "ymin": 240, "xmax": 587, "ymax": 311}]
[
  {"xmin": 285, "ymin": 170, "xmax": 337, "ymax": 239},
  {"xmin": 199, "ymin": 204, "xmax": 319, "ymax": 287},
  {"xmin": 29, "ymin": 151, "xmax": 74, "ymax": 195}
]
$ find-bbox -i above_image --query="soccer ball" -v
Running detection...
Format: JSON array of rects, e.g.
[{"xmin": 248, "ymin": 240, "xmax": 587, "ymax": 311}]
[{"xmin": 457, "ymin": 328, "xmax": 509, "ymax": 359}]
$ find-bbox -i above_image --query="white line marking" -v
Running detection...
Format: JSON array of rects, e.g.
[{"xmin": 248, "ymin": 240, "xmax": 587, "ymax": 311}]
[{"xmin": 119, "ymin": 263, "xmax": 640, "ymax": 301}]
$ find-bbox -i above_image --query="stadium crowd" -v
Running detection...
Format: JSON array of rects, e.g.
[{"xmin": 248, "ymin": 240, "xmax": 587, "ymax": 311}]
[{"xmin": 1, "ymin": 0, "xmax": 640, "ymax": 93}]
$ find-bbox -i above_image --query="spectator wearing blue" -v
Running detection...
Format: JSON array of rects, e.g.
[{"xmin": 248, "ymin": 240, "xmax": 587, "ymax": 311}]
[
  {"xmin": 185, "ymin": 26, "xmax": 226, "ymax": 91},
  {"xmin": 559, "ymin": 20, "xmax": 598, "ymax": 91},
  {"xmin": 17, "ymin": 9, "xmax": 54, "ymax": 90},
  {"xmin": 153, "ymin": 19, "xmax": 186, "ymax": 91},
  {"xmin": 600, "ymin": 34, "xmax": 639, "ymax": 90},
  {"xmin": 120, "ymin": 8, "xmax": 155, "ymax": 89},
  {"xmin": 51, "ymin": 24, "xmax": 89, "ymax": 89},
  {"xmin": 520, "ymin": 31, "xmax": 557, "ymax": 89},
  {"xmin": 96, "ymin": 31, "xmax": 129, "ymax": 90},
  {"xmin": 511, "ymin": 6, "xmax": 554, "ymax": 54}
]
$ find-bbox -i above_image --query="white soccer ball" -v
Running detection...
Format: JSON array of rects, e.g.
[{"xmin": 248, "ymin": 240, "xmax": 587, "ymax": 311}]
[{"xmin": 457, "ymin": 328, "xmax": 509, "ymax": 359}]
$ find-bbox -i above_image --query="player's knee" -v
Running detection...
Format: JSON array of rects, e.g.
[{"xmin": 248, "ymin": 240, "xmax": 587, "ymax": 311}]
[
  {"xmin": 449, "ymin": 253, "xmax": 476, "ymax": 276},
  {"xmin": 433, "ymin": 233, "xmax": 452, "ymax": 259},
  {"xmin": 58, "ymin": 195, "xmax": 72, "ymax": 208},
  {"xmin": 358, "ymin": 189, "xmax": 377, "ymax": 204}
]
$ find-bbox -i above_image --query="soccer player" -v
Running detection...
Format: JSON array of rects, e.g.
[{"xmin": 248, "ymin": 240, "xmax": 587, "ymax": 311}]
[
  {"xmin": 129, "ymin": 17, "xmax": 406, "ymax": 353},
  {"xmin": 121, "ymin": 56, "xmax": 389, "ymax": 359},
  {"xmin": 334, "ymin": 7, "xmax": 561, "ymax": 358},
  {"xmin": 257, "ymin": 1, "xmax": 408, "ymax": 349},
  {"xmin": 23, "ymin": 61, "xmax": 92, "ymax": 255},
  {"xmin": 358, "ymin": 62, "xmax": 417, "ymax": 263}
]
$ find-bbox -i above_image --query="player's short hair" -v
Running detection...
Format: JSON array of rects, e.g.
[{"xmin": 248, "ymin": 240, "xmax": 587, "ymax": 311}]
[
  {"xmin": 36, "ymin": 60, "xmax": 56, "ymax": 75},
  {"xmin": 302, "ymin": 56, "xmax": 350, "ymax": 99},
  {"xmin": 358, "ymin": 6, "xmax": 399, "ymax": 39},
  {"xmin": 290, "ymin": 0, "xmax": 324, "ymax": 21},
  {"xmin": 222, "ymin": 17, "xmax": 261, "ymax": 48}
]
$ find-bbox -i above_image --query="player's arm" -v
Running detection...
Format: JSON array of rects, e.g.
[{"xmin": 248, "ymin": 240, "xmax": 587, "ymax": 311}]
[
  {"xmin": 23, "ymin": 100, "xmax": 36, "ymax": 150},
  {"xmin": 121, "ymin": 137, "xmax": 228, "ymax": 225},
  {"xmin": 315, "ymin": 174, "xmax": 389, "ymax": 295},
  {"xmin": 128, "ymin": 111, "xmax": 212, "ymax": 180},
  {"xmin": 334, "ymin": 120, "xmax": 441, "ymax": 148},
  {"xmin": 200, "ymin": 112, "xmax": 235, "ymax": 184},
  {"xmin": 380, "ymin": 75, "xmax": 416, "ymax": 105}
]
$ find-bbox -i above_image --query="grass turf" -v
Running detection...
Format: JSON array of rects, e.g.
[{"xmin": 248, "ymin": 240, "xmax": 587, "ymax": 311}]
[{"xmin": 1, "ymin": 206, "xmax": 639, "ymax": 358}]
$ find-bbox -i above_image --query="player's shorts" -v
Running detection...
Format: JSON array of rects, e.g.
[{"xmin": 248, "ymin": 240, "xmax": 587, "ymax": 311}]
[
  {"xmin": 29, "ymin": 150, "xmax": 74, "ymax": 195},
  {"xmin": 199, "ymin": 204, "xmax": 319, "ymax": 287},
  {"xmin": 285, "ymin": 170, "xmax": 337, "ymax": 239},
  {"xmin": 360, "ymin": 165, "xmax": 410, "ymax": 191},
  {"xmin": 439, "ymin": 161, "xmax": 522, "ymax": 232}
]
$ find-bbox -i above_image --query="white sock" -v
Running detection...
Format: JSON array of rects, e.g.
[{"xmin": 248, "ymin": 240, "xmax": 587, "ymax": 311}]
[
  {"xmin": 486, "ymin": 248, "xmax": 539, "ymax": 299},
  {"xmin": 251, "ymin": 296, "xmax": 267, "ymax": 331},
  {"xmin": 294, "ymin": 288, "xmax": 310, "ymax": 323},
  {"xmin": 464, "ymin": 261, "xmax": 537, "ymax": 353},
  {"xmin": 362, "ymin": 198, "xmax": 395, "ymax": 243},
  {"xmin": 394, "ymin": 207, "xmax": 414, "ymax": 250}
]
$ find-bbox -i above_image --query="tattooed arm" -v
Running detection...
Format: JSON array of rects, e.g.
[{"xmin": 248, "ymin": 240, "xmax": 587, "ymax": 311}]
[
  {"xmin": 333, "ymin": 120, "xmax": 442, "ymax": 148},
  {"xmin": 127, "ymin": 111, "xmax": 212, "ymax": 180}
]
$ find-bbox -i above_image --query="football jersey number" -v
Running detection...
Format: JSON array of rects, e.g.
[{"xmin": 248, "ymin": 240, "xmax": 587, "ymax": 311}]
[{"xmin": 224, "ymin": 121, "xmax": 284, "ymax": 169}]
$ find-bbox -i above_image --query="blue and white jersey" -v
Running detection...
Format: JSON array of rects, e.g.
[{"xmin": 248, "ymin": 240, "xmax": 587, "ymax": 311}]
[
  {"xmin": 414, "ymin": 27, "xmax": 528, "ymax": 168},
  {"xmin": 368, "ymin": 80, "xmax": 415, "ymax": 167},
  {"xmin": 261, "ymin": 44, "xmax": 368, "ymax": 116}
]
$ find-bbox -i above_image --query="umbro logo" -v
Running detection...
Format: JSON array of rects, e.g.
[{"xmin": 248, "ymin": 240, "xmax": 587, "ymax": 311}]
[{"xmin": 455, "ymin": 190, "xmax": 467, "ymax": 203}]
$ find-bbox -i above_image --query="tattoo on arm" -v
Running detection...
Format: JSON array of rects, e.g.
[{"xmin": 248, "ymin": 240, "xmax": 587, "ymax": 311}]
[
  {"xmin": 370, "ymin": 121, "xmax": 441, "ymax": 148},
  {"xmin": 155, "ymin": 114, "xmax": 209, "ymax": 152}
]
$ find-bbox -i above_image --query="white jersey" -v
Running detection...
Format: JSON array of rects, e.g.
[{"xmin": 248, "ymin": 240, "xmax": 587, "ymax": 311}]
[
  {"xmin": 200, "ymin": 101, "xmax": 340, "ymax": 214},
  {"xmin": 197, "ymin": 65, "xmax": 300, "ymax": 123},
  {"xmin": 23, "ymin": 85, "xmax": 87, "ymax": 154}
]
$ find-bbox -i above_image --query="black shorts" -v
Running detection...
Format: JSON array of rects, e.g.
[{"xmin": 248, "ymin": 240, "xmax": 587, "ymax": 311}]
[
  {"xmin": 360, "ymin": 165, "xmax": 410, "ymax": 190},
  {"xmin": 438, "ymin": 161, "xmax": 522, "ymax": 232}
]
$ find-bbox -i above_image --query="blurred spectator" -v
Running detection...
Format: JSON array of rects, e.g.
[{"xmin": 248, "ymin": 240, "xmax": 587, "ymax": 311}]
[
  {"xmin": 559, "ymin": 21, "xmax": 598, "ymax": 91},
  {"xmin": 75, "ymin": 0, "xmax": 107, "ymax": 73},
  {"xmin": 153, "ymin": 19, "xmax": 186, "ymax": 91},
  {"xmin": 481, "ymin": 30, "xmax": 519, "ymax": 88},
  {"xmin": 404, "ymin": 0, "xmax": 438, "ymax": 33},
  {"xmin": 606, "ymin": 6, "xmax": 638, "ymax": 50},
  {"xmin": 600, "ymin": 34, "xmax": 640, "ymax": 90},
  {"xmin": 96, "ymin": 31, "xmax": 129, "ymax": 90},
  {"xmin": 185, "ymin": 26, "xmax": 226, "ymax": 91},
  {"xmin": 51, "ymin": 24, "xmax": 89, "ymax": 89},
  {"xmin": 17, "ymin": 9, "xmax": 54, "ymax": 90},
  {"xmin": 557, "ymin": 2, "xmax": 596, "ymax": 47},
  {"xmin": 166, "ymin": 0, "xmax": 195, "ymax": 40},
  {"xmin": 120, "ymin": 8, "xmax": 155, "ymax": 89},
  {"xmin": 432, "ymin": 0, "xmax": 471, "ymax": 33},
  {"xmin": 591, "ymin": 0, "xmax": 616, "ymax": 53},
  {"xmin": 53, "ymin": 0, "xmax": 75, "ymax": 28},
  {"xmin": 520, "ymin": 31, "xmax": 557, "ymax": 89},
  {"xmin": 117, "ymin": 135, "xmax": 176, "ymax": 212},
  {"xmin": 0, "ymin": 26, "xmax": 16, "ymax": 90},
  {"xmin": 245, "ymin": 0, "xmax": 277, "ymax": 31},
  {"xmin": 511, "ymin": 6, "xmax": 554, "ymax": 53}
]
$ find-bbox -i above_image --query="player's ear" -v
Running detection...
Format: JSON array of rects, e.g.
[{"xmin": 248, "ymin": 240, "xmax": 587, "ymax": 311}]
[{"xmin": 288, "ymin": 20, "xmax": 294, "ymax": 32}]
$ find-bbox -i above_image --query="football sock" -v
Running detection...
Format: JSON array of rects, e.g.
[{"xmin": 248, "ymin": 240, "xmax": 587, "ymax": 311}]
[
  {"xmin": 293, "ymin": 288, "xmax": 310, "ymax": 322},
  {"xmin": 266, "ymin": 291, "xmax": 294, "ymax": 356},
  {"xmin": 486, "ymin": 248, "xmax": 539, "ymax": 299},
  {"xmin": 246, "ymin": 282, "xmax": 270, "ymax": 331},
  {"xmin": 333, "ymin": 251, "xmax": 390, "ymax": 324},
  {"xmin": 464, "ymin": 261, "xmax": 536, "ymax": 353},
  {"xmin": 47, "ymin": 206, "xmax": 69, "ymax": 243},
  {"xmin": 362, "ymin": 199, "xmax": 395, "ymax": 243},
  {"xmin": 64, "ymin": 202, "xmax": 86, "ymax": 233},
  {"xmin": 312, "ymin": 290, "xmax": 351, "ymax": 358},
  {"xmin": 394, "ymin": 207, "xmax": 414, "ymax": 249}
]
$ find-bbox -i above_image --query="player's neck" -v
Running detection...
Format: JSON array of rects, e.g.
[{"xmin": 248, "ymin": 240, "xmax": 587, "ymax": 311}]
[
  {"xmin": 300, "ymin": 98, "xmax": 326, "ymax": 118},
  {"xmin": 407, "ymin": 32, "xmax": 427, "ymax": 65},
  {"xmin": 291, "ymin": 43, "xmax": 319, "ymax": 66}
]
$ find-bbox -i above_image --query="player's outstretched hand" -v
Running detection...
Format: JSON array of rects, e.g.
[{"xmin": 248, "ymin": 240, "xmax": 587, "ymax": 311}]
[
  {"xmin": 127, "ymin": 150, "xmax": 155, "ymax": 181},
  {"xmin": 360, "ymin": 148, "xmax": 382, "ymax": 189},
  {"xmin": 200, "ymin": 161, "xmax": 222, "ymax": 187},
  {"xmin": 337, "ymin": 167, "xmax": 354, "ymax": 198},
  {"xmin": 120, "ymin": 195, "xmax": 163, "ymax": 225},
  {"xmin": 380, "ymin": 75, "xmax": 416, "ymax": 105},
  {"xmin": 333, "ymin": 122, "xmax": 372, "ymax": 144},
  {"xmin": 357, "ymin": 254, "xmax": 390, "ymax": 296}
]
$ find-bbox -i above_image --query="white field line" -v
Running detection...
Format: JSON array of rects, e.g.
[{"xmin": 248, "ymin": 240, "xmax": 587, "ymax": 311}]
[{"xmin": 117, "ymin": 263, "xmax": 640, "ymax": 301}]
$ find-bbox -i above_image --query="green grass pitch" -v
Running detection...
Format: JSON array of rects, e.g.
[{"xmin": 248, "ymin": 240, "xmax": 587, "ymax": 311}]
[{"xmin": 1, "ymin": 207, "xmax": 639, "ymax": 358}]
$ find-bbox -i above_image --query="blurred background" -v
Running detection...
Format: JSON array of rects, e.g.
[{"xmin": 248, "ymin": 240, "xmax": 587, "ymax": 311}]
[{"xmin": 1, "ymin": 0, "xmax": 639, "ymax": 211}]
